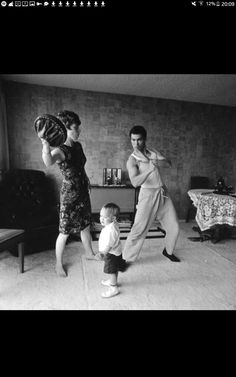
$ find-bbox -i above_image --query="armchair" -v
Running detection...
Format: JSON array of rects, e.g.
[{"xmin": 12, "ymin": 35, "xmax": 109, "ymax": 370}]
[{"xmin": 0, "ymin": 169, "xmax": 59, "ymax": 255}]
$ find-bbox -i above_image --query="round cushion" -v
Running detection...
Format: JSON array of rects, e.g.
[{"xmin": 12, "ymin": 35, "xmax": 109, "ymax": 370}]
[{"xmin": 34, "ymin": 114, "xmax": 67, "ymax": 147}]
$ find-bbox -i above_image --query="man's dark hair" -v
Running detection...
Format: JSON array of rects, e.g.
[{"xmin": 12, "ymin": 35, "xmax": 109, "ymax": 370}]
[{"xmin": 129, "ymin": 125, "xmax": 147, "ymax": 140}]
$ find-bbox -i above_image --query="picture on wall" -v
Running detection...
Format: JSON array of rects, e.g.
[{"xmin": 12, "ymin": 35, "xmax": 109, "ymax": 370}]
[{"xmin": 103, "ymin": 168, "xmax": 122, "ymax": 185}]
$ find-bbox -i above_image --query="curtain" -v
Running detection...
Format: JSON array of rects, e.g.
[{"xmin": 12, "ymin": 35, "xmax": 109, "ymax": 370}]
[{"xmin": 0, "ymin": 80, "xmax": 9, "ymax": 181}]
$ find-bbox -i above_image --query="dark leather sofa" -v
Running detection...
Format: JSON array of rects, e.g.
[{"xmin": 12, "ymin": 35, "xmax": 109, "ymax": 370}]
[{"xmin": 0, "ymin": 169, "xmax": 59, "ymax": 255}]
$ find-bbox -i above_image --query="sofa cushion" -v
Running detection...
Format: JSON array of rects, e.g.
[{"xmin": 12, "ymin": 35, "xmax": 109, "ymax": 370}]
[{"xmin": 0, "ymin": 229, "xmax": 24, "ymax": 242}]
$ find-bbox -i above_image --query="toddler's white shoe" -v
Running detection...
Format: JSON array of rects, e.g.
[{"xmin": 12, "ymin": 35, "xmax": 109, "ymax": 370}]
[
  {"xmin": 101, "ymin": 286, "xmax": 119, "ymax": 298},
  {"xmin": 101, "ymin": 279, "xmax": 112, "ymax": 287}
]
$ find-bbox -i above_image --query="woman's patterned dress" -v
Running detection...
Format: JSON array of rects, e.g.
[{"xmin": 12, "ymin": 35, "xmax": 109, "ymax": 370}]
[{"xmin": 57, "ymin": 142, "xmax": 92, "ymax": 234}]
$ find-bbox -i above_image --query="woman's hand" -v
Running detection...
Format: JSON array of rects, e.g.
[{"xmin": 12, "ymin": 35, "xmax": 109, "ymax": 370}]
[
  {"xmin": 40, "ymin": 138, "xmax": 49, "ymax": 146},
  {"xmin": 40, "ymin": 138, "xmax": 51, "ymax": 154}
]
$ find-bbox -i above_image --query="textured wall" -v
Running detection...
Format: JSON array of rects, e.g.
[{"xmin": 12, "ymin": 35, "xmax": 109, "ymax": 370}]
[{"xmin": 3, "ymin": 80, "xmax": 236, "ymax": 219}]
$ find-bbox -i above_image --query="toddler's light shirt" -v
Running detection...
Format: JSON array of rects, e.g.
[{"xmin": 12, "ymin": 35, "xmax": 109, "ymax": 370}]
[{"xmin": 99, "ymin": 221, "xmax": 122, "ymax": 256}]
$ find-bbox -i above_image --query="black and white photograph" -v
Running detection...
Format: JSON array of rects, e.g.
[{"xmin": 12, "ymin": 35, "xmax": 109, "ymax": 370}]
[
  {"xmin": 0, "ymin": 73, "xmax": 236, "ymax": 311},
  {"xmin": 1, "ymin": 1, "xmax": 236, "ymax": 370},
  {"xmin": 0, "ymin": 1, "xmax": 236, "ymax": 328}
]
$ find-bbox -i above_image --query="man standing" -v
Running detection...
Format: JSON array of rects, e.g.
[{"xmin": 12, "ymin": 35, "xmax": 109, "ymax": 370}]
[{"xmin": 123, "ymin": 125, "xmax": 180, "ymax": 263}]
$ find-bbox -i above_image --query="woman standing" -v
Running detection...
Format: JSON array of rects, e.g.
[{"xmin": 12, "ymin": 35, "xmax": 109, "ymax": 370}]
[{"xmin": 41, "ymin": 110, "xmax": 99, "ymax": 277}]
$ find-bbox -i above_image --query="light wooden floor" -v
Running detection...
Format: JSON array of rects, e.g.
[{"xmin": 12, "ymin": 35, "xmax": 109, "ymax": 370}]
[{"xmin": 0, "ymin": 221, "xmax": 236, "ymax": 310}]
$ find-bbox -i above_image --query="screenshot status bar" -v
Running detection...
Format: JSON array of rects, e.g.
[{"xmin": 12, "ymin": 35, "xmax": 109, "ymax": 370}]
[
  {"xmin": 1, "ymin": 0, "xmax": 105, "ymax": 6},
  {"xmin": 0, "ymin": 1, "xmax": 235, "ymax": 7}
]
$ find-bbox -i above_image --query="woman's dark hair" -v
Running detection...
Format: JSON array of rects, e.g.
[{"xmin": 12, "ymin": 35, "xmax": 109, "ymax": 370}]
[
  {"xmin": 129, "ymin": 125, "xmax": 147, "ymax": 140},
  {"xmin": 57, "ymin": 110, "xmax": 81, "ymax": 129}
]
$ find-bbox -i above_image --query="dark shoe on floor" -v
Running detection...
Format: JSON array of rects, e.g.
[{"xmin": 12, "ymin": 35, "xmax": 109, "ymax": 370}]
[
  {"xmin": 162, "ymin": 248, "xmax": 180, "ymax": 262},
  {"xmin": 192, "ymin": 226, "xmax": 201, "ymax": 233},
  {"xmin": 188, "ymin": 236, "xmax": 202, "ymax": 242}
]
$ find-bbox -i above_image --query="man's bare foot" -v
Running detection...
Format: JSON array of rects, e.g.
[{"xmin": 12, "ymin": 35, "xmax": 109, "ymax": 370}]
[{"xmin": 55, "ymin": 264, "xmax": 67, "ymax": 277}]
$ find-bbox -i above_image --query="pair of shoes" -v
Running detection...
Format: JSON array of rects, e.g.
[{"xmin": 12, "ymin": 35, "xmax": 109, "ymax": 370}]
[
  {"xmin": 101, "ymin": 285, "xmax": 119, "ymax": 298},
  {"xmin": 162, "ymin": 248, "xmax": 180, "ymax": 262}
]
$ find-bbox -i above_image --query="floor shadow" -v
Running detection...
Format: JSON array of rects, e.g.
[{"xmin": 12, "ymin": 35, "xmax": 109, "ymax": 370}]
[{"xmin": 138, "ymin": 253, "xmax": 173, "ymax": 265}]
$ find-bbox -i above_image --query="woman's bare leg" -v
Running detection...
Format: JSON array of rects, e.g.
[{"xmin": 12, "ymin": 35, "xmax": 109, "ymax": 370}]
[
  {"xmin": 80, "ymin": 225, "xmax": 96, "ymax": 259},
  {"xmin": 55, "ymin": 233, "xmax": 69, "ymax": 277}
]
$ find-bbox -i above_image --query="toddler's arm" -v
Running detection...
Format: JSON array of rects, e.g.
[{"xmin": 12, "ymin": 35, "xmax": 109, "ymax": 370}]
[
  {"xmin": 99, "ymin": 227, "xmax": 117, "ymax": 254},
  {"xmin": 99, "ymin": 245, "xmax": 112, "ymax": 255}
]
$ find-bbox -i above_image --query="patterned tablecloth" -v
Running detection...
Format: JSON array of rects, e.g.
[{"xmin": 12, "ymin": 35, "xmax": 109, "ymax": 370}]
[{"xmin": 188, "ymin": 189, "xmax": 236, "ymax": 231}]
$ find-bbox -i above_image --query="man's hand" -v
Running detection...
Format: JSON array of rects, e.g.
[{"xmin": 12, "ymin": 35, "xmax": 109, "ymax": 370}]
[
  {"xmin": 150, "ymin": 158, "xmax": 159, "ymax": 168},
  {"xmin": 151, "ymin": 157, "xmax": 172, "ymax": 168}
]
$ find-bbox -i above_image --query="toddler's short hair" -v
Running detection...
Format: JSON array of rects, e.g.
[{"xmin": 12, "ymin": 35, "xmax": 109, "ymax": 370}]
[{"xmin": 103, "ymin": 203, "xmax": 120, "ymax": 219}]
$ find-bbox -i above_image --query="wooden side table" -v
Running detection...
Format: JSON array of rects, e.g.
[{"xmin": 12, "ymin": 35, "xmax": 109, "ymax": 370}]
[{"xmin": 0, "ymin": 229, "xmax": 25, "ymax": 273}]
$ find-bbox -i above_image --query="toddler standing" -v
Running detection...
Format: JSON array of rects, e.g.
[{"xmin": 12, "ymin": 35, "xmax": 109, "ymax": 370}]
[{"xmin": 98, "ymin": 203, "xmax": 127, "ymax": 298}]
